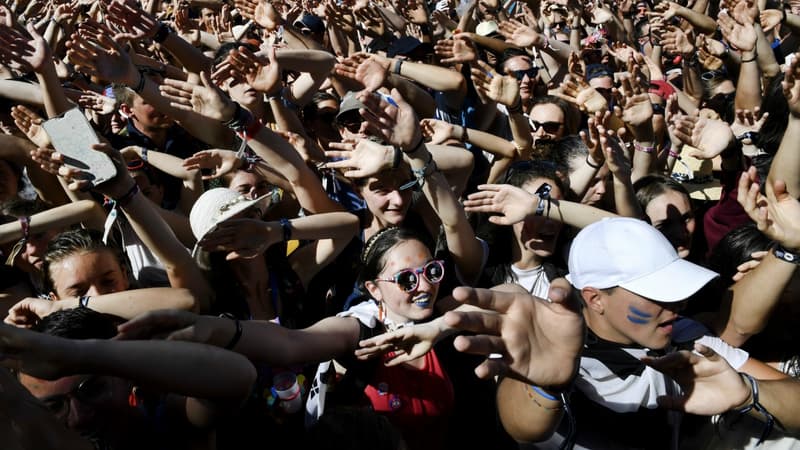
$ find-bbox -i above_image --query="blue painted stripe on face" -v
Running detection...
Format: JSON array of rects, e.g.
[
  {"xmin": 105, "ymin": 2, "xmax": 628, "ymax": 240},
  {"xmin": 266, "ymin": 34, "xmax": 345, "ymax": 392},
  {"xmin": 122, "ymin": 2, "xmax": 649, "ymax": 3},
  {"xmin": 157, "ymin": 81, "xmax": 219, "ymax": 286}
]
[
  {"xmin": 628, "ymin": 306, "xmax": 654, "ymax": 318},
  {"xmin": 626, "ymin": 315, "xmax": 650, "ymax": 325}
]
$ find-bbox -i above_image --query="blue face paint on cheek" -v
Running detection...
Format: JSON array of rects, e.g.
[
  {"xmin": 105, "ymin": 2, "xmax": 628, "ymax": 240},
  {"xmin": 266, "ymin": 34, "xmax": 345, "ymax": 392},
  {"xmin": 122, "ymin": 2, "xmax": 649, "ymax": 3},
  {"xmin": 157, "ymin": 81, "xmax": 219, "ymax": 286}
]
[{"xmin": 626, "ymin": 306, "xmax": 654, "ymax": 325}]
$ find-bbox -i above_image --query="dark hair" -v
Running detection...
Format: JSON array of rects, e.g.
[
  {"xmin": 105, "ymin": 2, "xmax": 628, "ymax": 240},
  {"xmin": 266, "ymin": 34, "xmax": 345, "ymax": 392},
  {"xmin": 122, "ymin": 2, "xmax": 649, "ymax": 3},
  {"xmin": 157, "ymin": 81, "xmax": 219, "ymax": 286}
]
[
  {"xmin": 357, "ymin": 227, "xmax": 431, "ymax": 290},
  {"xmin": 43, "ymin": 229, "xmax": 129, "ymax": 295},
  {"xmin": 479, "ymin": 165, "xmax": 564, "ymax": 287},
  {"xmin": 529, "ymin": 95, "xmax": 578, "ymax": 135},
  {"xmin": 31, "ymin": 308, "xmax": 124, "ymax": 340},
  {"xmin": 755, "ymin": 74, "xmax": 788, "ymax": 155},
  {"xmin": 708, "ymin": 223, "xmax": 773, "ymax": 288},
  {"xmin": 303, "ymin": 91, "xmax": 340, "ymax": 121},
  {"xmin": 497, "ymin": 47, "xmax": 531, "ymax": 72},
  {"xmin": 633, "ymin": 174, "xmax": 692, "ymax": 215}
]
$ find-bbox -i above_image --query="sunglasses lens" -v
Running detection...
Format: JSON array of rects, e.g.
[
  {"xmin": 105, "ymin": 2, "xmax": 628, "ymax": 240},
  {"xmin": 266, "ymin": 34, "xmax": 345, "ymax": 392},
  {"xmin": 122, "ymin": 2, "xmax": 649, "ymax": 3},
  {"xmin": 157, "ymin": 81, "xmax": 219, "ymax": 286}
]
[
  {"xmin": 396, "ymin": 271, "xmax": 418, "ymax": 292},
  {"xmin": 543, "ymin": 123, "xmax": 561, "ymax": 133},
  {"xmin": 424, "ymin": 261, "xmax": 444, "ymax": 283}
]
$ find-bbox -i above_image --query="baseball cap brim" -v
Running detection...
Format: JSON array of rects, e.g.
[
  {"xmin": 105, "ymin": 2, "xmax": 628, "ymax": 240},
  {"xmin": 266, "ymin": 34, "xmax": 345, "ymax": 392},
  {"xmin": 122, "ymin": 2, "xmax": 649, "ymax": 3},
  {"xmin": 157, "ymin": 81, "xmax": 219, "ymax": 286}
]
[{"xmin": 618, "ymin": 257, "xmax": 718, "ymax": 303}]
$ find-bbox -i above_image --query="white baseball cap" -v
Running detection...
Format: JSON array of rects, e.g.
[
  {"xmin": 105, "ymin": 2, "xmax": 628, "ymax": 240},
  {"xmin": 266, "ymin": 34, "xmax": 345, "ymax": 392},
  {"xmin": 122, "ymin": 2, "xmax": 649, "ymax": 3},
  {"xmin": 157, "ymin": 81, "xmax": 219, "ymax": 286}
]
[
  {"xmin": 566, "ymin": 217, "xmax": 718, "ymax": 303},
  {"xmin": 189, "ymin": 187, "xmax": 272, "ymax": 242}
]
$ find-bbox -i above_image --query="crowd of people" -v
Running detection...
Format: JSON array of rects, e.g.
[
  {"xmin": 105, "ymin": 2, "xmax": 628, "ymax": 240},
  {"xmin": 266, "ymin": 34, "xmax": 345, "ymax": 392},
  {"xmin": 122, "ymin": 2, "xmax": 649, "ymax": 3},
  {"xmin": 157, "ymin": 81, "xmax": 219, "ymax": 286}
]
[{"xmin": 1, "ymin": 0, "xmax": 800, "ymax": 447}]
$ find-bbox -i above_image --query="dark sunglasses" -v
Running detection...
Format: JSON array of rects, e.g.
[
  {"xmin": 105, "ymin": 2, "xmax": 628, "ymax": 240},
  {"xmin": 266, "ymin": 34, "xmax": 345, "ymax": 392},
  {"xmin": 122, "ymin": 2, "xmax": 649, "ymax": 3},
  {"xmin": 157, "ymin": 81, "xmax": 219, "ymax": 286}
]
[
  {"xmin": 529, "ymin": 119, "xmax": 563, "ymax": 134},
  {"xmin": 336, "ymin": 117, "xmax": 362, "ymax": 133},
  {"xmin": 376, "ymin": 260, "xmax": 445, "ymax": 292},
  {"xmin": 512, "ymin": 67, "xmax": 539, "ymax": 80},
  {"xmin": 42, "ymin": 376, "xmax": 110, "ymax": 419}
]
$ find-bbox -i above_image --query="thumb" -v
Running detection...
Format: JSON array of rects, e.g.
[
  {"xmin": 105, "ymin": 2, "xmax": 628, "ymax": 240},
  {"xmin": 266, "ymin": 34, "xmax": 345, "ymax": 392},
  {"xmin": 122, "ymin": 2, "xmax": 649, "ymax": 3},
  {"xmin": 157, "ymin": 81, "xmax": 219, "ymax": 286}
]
[{"xmin": 200, "ymin": 71, "xmax": 214, "ymax": 89}]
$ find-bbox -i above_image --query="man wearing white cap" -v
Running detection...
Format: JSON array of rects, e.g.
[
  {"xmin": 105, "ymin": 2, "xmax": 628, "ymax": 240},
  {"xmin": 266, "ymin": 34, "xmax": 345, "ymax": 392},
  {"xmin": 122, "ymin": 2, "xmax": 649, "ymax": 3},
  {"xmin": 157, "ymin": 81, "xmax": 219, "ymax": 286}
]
[{"xmin": 482, "ymin": 218, "xmax": 774, "ymax": 449}]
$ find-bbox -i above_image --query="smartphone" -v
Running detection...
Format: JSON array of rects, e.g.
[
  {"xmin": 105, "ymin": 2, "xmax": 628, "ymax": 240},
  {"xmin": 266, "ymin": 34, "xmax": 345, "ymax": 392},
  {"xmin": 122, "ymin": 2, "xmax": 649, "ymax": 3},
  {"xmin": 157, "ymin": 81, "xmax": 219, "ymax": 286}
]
[{"xmin": 42, "ymin": 108, "xmax": 117, "ymax": 186}]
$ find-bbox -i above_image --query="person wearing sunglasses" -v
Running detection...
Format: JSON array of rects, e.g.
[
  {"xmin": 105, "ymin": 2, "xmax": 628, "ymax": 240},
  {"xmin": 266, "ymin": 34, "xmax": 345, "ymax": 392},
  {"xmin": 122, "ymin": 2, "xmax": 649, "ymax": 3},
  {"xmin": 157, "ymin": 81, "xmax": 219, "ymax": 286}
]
[
  {"xmin": 118, "ymin": 227, "xmax": 457, "ymax": 450},
  {"xmin": 527, "ymin": 96, "xmax": 569, "ymax": 143},
  {"xmin": 499, "ymin": 48, "xmax": 544, "ymax": 109}
]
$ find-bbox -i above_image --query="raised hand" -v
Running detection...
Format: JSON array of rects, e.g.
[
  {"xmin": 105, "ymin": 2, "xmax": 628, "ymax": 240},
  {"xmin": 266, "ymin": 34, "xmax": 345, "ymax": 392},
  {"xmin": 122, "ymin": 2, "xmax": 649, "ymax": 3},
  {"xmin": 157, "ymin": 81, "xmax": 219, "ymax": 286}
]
[
  {"xmin": 730, "ymin": 108, "xmax": 768, "ymax": 144},
  {"xmin": 470, "ymin": 60, "xmax": 520, "ymax": 106},
  {"xmin": 782, "ymin": 54, "xmax": 800, "ymax": 118},
  {"xmin": 443, "ymin": 281, "xmax": 584, "ymax": 386},
  {"xmin": 199, "ymin": 218, "xmax": 281, "ymax": 259},
  {"xmin": 463, "ymin": 183, "xmax": 540, "ymax": 225},
  {"xmin": 354, "ymin": 5, "xmax": 386, "ymax": 38},
  {"xmin": 224, "ymin": 45, "xmax": 281, "ymax": 94},
  {"xmin": 718, "ymin": 10, "xmax": 757, "ymax": 53},
  {"xmin": 160, "ymin": 71, "xmax": 236, "ymax": 122},
  {"xmin": 333, "ymin": 52, "xmax": 371, "ymax": 86},
  {"xmin": 105, "ymin": 0, "xmax": 161, "ymax": 42},
  {"xmin": 77, "ymin": 90, "xmax": 117, "ymax": 115},
  {"xmin": 66, "ymin": 21, "xmax": 138, "ymax": 85},
  {"xmin": 643, "ymin": 343, "xmax": 751, "ymax": 415},
  {"xmin": 356, "ymin": 54, "xmax": 391, "ymax": 92},
  {"xmin": 357, "ymin": 88, "xmax": 422, "ymax": 151},
  {"xmin": 324, "ymin": 138, "xmax": 396, "ymax": 178},
  {"xmin": 661, "ymin": 25, "xmax": 694, "ymax": 55},
  {"xmin": 760, "ymin": 9, "xmax": 783, "ymax": 33},
  {"xmin": 434, "ymin": 34, "xmax": 477, "ymax": 65},
  {"xmin": 556, "ymin": 74, "xmax": 608, "ymax": 114},
  {"xmin": 421, "ymin": 118, "xmax": 456, "ymax": 145},
  {"xmin": 498, "ymin": 18, "xmax": 544, "ymax": 48},
  {"xmin": 0, "ymin": 22, "xmax": 51, "ymax": 74},
  {"xmin": 670, "ymin": 114, "xmax": 735, "ymax": 159},
  {"xmin": 183, "ymin": 149, "xmax": 243, "ymax": 179},
  {"xmin": 11, "ymin": 105, "xmax": 50, "ymax": 148},
  {"xmin": 737, "ymin": 167, "xmax": 800, "ymax": 250}
]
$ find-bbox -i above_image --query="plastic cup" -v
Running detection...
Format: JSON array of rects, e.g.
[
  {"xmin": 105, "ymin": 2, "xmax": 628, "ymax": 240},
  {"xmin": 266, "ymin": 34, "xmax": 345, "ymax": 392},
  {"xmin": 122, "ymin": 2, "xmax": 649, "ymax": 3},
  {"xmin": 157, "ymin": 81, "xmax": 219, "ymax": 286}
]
[{"xmin": 273, "ymin": 372, "xmax": 302, "ymax": 414}]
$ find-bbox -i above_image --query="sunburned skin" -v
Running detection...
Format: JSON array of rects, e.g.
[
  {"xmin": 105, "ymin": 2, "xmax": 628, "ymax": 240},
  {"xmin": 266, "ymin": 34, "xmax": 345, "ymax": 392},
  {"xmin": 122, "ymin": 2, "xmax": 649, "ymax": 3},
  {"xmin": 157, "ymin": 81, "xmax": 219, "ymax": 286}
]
[{"xmin": 626, "ymin": 305, "xmax": 654, "ymax": 325}]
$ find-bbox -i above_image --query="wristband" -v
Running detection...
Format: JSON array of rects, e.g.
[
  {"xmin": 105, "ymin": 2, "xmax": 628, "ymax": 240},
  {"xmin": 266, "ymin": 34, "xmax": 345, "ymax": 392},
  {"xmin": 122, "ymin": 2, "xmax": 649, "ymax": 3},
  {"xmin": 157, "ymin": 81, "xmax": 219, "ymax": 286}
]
[
  {"xmin": 741, "ymin": 53, "xmax": 758, "ymax": 63},
  {"xmin": 507, "ymin": 98, "xmax": 523, "ymax": 115},
  {"xmin": 153, "ymin": 23, "xmax": 172, "ymax": 43},
  {"xmin": 525, "ymin": 384, "xmax": 563, "ymax": 411},
  {"xmin": 634, "ymin": 142, "xmax": 655, "ymax": 154},
  {"xmin": 402, "ymin": 136, "xmax": 425, "ymax": 154},
  {"xmin": 222, "ymin": 102, "xmax": 252, "ymax": 131},
  {"xmin": 4, "ymin": 217, "xmax": 31, "ymax": 266},
  {"xmin": 391, "ymin": 146, "xmax": 402, "ymax": 170},
  {"xmin": 411, "ymin": 152, "xmax": 438, "ymax": 188},
  {"xmin": 774, "ymin": 244, "xmax": 800, "ymax": 264},
  {"xmin": 225, "ymin": 318, "xmax": 243, "ymax": 349},
  {"xmin": 114, "ymin": 184, "xmax": 140, "ymax": 207},
  {"xmin": 736, "ymin": 131, "xmax": 760, "ymax": 143},
  {"xmin": 735, "ymin": 372, "xmax": 776, "ymax": 445},
  {"xmin": 79, "ymin": 295, "xmax": 91, "ymax": 308},
  {"xmin": 534, "ymin": 182, "xmax": 552, "ymax": 216},
  {"xmin": 585, "ymin": 155, "xmax": 603, "ymax": 169},
  {"xmin": 393, "ymin": 58, "xmax": 404, "ymax": 75},
  {"xmin": 279, "ymin": 218, "xmax": 292, "ymax": 241},
  {"xmin": 140, "ymin": 147, "xmax": 149, "ymax": 163}
]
